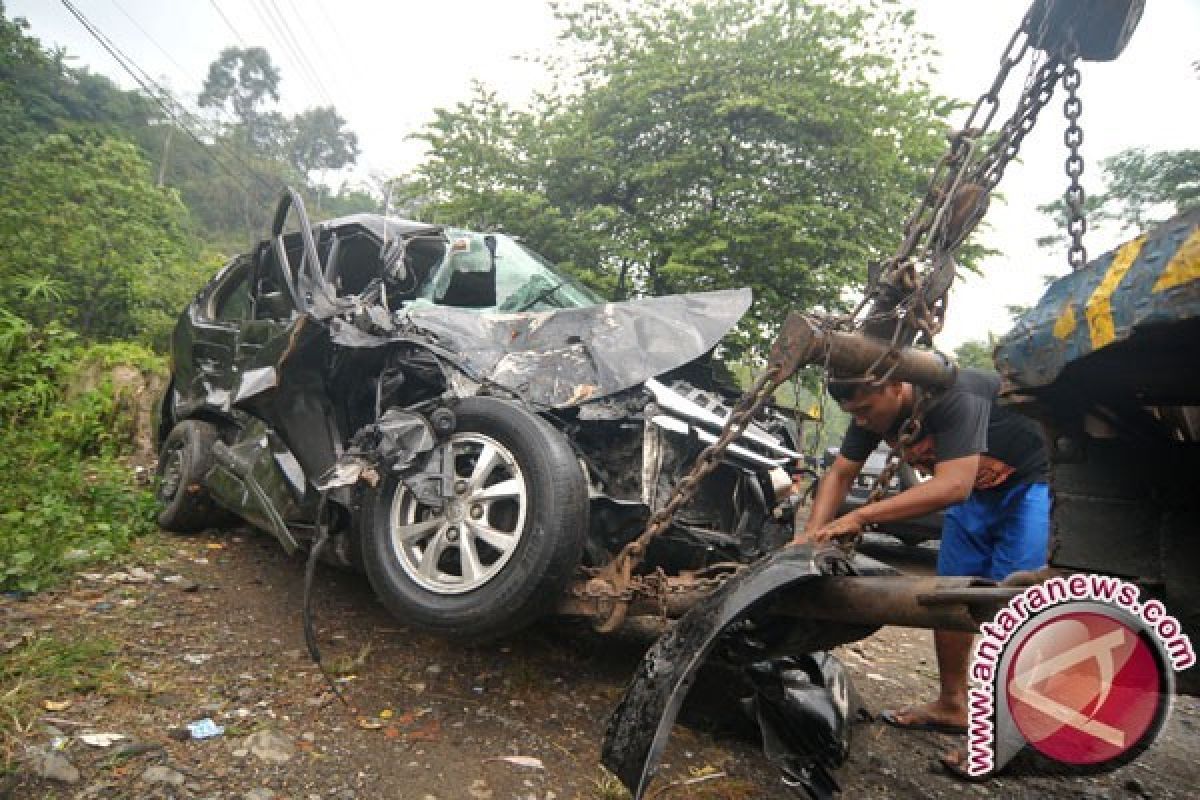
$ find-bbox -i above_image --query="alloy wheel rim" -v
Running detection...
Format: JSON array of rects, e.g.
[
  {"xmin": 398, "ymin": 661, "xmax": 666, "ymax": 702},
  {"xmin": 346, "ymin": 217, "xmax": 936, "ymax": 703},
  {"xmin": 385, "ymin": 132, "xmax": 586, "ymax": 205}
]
[{"xmin": 389, "ymin": 432, "xmax": 528, "ymax": 595}]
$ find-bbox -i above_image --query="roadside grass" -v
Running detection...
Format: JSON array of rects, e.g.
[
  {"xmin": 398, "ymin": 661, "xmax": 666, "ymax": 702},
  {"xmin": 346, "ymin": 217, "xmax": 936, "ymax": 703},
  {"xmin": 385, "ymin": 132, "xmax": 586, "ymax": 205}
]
[
  {"xmin": 0, "ymin": 449, "xmax": 159, "ymax": 593},
  {"xmin": 0, "ymin": 314, "xmax": 162, "ymax": 594},
  {"xmin": 0, "ymin": 635, "xmax": 127, "ymax": 775}
]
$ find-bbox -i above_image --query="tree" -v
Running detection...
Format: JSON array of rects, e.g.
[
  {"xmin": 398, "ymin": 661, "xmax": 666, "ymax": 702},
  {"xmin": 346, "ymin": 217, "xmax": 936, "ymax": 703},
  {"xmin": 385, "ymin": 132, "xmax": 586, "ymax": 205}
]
[
  {"xmin": 0, "ymin": 132, "xmax": 206, "ymax": 344},
  {"xmin": 288, "ymin": 106, "xmax": 359, "ymax": 181},
  {"xmin": 1, "ymin": 3, "xmax": 156, "ymax": 149},
  {"xmin": 1037, "ymin": 147, "xmax": 1200, "ymax": 257},
  {"xmin": 319, "ymin": 182, "xmax": 382, "ymax": 220},
  {"xmin": 198, "ymin": 46, "xmax": 280, "ymax": 125},
  {"xmin": 1098, "ymin": 148, "xmax": 1199, "ymax": 230},
  {"xmin": 954, "ymin": 337, "xmax": 997, "ymax": 371},
  {"xmin": 413, "ymin": 0, "xmax": 957, "ymax": 356}
]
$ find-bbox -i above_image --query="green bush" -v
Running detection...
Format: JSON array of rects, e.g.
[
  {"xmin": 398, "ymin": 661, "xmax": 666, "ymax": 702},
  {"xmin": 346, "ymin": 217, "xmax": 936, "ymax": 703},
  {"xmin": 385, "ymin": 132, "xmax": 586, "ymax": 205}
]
[
  {"xmin": 0, "ymin": 309, "xmax": 160, "ymax": 592},
  {"xmin": 0, "ymin": 131, "xmax": 213, "ymax": 348}
]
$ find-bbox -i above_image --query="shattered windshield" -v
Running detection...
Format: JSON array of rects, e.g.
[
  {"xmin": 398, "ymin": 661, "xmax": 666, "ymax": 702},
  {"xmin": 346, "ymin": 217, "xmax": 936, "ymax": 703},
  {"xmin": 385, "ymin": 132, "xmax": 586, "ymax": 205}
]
[{"xmin": 413, "ymin": 231, "xmax": 604, "ymax": 312}]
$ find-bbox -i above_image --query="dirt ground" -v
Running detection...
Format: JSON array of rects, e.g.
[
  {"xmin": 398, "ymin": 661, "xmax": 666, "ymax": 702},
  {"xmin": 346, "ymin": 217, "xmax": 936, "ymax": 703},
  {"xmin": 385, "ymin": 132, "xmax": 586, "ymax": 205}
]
[{"xmin": 3, "ymin": 530, "xmax": 1198, "ymax": 799}]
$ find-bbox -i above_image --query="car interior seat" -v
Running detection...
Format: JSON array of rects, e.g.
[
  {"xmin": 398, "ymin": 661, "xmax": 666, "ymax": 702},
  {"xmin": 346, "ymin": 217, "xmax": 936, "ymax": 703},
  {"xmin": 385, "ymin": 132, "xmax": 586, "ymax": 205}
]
[{"xmin": 437, "ymin": 265, "xmax": 497, "ymax": 308}]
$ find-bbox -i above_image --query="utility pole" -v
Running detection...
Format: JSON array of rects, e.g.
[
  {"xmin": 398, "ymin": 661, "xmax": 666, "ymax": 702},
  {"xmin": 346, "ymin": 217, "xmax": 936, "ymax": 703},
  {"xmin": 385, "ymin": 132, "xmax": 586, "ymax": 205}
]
[{"xmin": 157, "ymin": 124, "xmax": 174, "ymax": 188}]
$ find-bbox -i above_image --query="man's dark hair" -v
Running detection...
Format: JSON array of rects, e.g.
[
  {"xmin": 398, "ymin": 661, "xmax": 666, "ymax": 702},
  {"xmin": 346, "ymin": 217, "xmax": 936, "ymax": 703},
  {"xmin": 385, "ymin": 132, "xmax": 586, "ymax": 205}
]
[
  {"xmin": 826, "ymin": 378, "xmax": 862, "ymax": 404},
  {"xmin": 825, "ymin": 374, "xmax": 888, "ymax": 404}
]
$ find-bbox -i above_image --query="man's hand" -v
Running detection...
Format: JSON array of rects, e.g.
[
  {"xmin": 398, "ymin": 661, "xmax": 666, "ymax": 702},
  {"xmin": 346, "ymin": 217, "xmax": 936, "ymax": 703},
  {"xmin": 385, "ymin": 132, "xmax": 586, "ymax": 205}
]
[{"xmin": 793, "ymin": 510, "xmax": 867, "ymax": 545}]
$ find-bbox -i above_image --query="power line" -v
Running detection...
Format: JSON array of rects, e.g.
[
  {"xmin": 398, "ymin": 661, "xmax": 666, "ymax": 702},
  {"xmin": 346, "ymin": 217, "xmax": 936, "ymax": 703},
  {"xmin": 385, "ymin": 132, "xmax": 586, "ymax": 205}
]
[
  {"xmin": 285, "ymin": 0, "xmax": 380, "ymax": 180},
  {"xmin": 278, "ymin": 0, "xmax": 348, "ymax": 105},
  {"xmin": 300, "ymin": 0, "xmax": 364, "ymax": 86},
  {"xmin": 75, "ymin": 13, "xmax": 248, "ymax": 178},
  {"xmin": 59, "ymin": 0, "xmax": 276, "ymax": 196},
  {"xmin": 207, "ymin": 0, "xmax": 248, "ymax": 47},
  {"xmin": 248, "ymin": 0, "xmax": 336, "ymax": 109},
  {"xmin": 107, "ymin": 0, "xmax": 195, "ymax": 87},
  {"xmin": 265, "ymin": 0, "xmax": 337, "ymax": 105},
  {"xmin": 210, "ymin": 0, "xmax": 379, "ymax": 198},
  {"xmin": 306, "ymin": 0, "xmax": 354, "ymax": 64},
  {"xmin": 60, "ymin": 2, "xmax": 281, "ymax": 193}
]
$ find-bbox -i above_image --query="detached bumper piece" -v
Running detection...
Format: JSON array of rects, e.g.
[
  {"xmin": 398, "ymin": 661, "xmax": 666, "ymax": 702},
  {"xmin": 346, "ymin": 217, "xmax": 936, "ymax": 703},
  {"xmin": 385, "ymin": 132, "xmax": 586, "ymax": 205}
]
[
  {"xmin": 741, "ymin": 653, "xmax": 857, "ymax": 799},
  {"xmin": 601, "ymin": 546, "xmax": 895, "ymax": 799}
]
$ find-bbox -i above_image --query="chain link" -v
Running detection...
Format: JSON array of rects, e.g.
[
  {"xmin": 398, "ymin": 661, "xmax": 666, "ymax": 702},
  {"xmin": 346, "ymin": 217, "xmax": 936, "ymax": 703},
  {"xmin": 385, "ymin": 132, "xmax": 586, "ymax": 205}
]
[
  {"xmin": 882, "ymin": 17, "xmax": 1034, "ymax": 274},
  {"xmin": 589, "ymin": 3, "xmax": 1097, "ymax": 627},
  {"xmin": 1062, "ymin": 48, "xmax": 1088, "ymax": 269},
  {"xmin": 591, "ymin": 365, "xmax": 790, "ymax": 630}
]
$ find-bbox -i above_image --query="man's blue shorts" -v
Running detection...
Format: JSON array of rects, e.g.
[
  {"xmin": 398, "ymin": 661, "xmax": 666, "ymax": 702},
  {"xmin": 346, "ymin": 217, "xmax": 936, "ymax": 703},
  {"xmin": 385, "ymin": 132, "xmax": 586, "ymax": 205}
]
[{"xmin": 937, "ymin": 482, "xmax": 1050, "ymax": 582}]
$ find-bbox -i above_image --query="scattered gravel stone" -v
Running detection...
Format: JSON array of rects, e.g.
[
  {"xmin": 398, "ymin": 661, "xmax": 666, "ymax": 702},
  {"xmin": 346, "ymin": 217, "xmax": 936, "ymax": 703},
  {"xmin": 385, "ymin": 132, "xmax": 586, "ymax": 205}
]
[
  {"xmin": 245, "ymin": 789, "xmax": 277, "ymax": 800},
  {"xmin": 38, "ymin": 752, "xmax": 80, "ymax": 784},
  {"xmin": 245, "ymin": 729, "xmax": 296, "ymax": 764},
  {"xmin": 140, "ymin": 765, "xmax": 186, "ymax": 786}
]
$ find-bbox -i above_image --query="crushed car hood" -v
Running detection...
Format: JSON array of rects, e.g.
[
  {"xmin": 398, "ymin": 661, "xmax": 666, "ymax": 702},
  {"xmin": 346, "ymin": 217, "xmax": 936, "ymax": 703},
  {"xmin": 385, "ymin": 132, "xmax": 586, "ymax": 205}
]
[{"xmin": 330, "ymin": 288, "xmax": 753, "ymax": 409}]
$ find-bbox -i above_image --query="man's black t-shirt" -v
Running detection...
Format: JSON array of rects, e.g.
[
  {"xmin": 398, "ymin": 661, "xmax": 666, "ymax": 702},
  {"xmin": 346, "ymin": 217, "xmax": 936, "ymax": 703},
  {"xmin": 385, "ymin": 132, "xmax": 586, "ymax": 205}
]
[{"xmin": 839, "ymin": 369, "xmax": 1048, "ymax": 492}]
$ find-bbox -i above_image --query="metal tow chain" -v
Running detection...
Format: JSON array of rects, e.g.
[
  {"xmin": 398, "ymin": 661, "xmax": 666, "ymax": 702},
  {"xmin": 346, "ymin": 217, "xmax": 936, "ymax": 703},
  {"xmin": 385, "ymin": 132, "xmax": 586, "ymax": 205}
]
[
  {"xmin": 824, "ymin": 11, "xmax": 1078, "ymax": 560},
  {"xmin": 589, "ymin": 3, "xmax": 1101, "ymax": 628},
  {"xmin": 591, "ymin": 365, "xmax": 789, "ymax": 631},
  {"xmin": 1061, "ymin": 44, "xmax": 1089, "ymax": 269}
]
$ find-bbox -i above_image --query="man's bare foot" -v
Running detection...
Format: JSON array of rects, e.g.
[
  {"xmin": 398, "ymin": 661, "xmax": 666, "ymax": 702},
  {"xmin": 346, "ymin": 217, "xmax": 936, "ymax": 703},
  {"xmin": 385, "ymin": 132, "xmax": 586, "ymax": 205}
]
[
  {"xmin": 880, "ymin": 701, "xmax": 967, "ymax": 734},
  {"xmin": 940, "ymin": 747, "xmax": 988, "ymax": 781}
]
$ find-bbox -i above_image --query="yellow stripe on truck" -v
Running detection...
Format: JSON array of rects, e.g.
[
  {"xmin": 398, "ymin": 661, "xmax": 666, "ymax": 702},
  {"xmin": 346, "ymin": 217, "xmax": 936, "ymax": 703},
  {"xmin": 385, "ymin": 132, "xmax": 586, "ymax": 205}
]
[
  {"xmin": 1086, "ymin": 235, "xmax": 1146, "ymax": 350},
  {"xmin": 1053, "ymin": 303, "xmax": 1077, "ymax": 340},
  {"xmin": 1152, "ymin": 227, "xmax": 1200, "ymax": 294}
]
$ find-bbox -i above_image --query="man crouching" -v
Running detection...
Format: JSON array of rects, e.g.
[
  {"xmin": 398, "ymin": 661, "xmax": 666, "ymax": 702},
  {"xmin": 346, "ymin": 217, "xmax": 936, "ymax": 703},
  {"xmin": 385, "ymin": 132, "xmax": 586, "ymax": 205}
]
[{"xmin": 795, "ymin": 368, "xmax": 1050, "ymax": 735}]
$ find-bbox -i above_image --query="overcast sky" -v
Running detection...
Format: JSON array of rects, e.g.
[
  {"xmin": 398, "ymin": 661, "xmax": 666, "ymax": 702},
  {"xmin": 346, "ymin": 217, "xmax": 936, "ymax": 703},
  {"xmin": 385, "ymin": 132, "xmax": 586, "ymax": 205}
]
[{"xmin": 8, "ymin": 0, "xmax": 1198, "ymax": 348}]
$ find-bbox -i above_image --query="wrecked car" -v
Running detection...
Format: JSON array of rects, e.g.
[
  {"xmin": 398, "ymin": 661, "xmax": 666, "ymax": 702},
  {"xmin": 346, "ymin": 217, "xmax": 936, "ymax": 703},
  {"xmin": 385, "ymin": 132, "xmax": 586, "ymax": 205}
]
[{"xmin": 156, "ymin": 189, "xmax": 802, "ymax": 638}]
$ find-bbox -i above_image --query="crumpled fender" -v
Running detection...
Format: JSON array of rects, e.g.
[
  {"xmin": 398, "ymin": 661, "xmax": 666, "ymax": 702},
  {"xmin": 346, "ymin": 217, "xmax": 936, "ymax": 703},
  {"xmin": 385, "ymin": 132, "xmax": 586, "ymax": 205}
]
[{"xmin": 601, "ymin": 545, "xmax": 897, "ymax": 798}]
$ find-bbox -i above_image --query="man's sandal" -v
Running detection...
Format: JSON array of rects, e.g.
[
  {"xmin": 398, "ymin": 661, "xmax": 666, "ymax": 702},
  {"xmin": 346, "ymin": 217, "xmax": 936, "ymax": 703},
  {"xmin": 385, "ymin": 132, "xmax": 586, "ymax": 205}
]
[{"xmin": 880, "ymin": 708, "xmax": 968, "ymax": 735}]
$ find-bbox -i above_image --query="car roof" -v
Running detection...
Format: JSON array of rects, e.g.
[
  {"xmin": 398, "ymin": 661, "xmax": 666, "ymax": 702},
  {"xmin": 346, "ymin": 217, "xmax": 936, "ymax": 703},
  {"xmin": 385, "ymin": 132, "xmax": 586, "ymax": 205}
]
[{"xmin": 317, "ymin": 213, "xmax": 444, "ymax": 242}]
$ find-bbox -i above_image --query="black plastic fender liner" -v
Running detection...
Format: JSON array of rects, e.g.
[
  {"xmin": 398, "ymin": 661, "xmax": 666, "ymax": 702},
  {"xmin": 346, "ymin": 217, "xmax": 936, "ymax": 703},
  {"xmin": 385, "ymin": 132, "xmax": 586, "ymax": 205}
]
[
  {"xmin": 741, "ymin": 653, "xmax": 859, "ymax": 799},
  {"xmin": 601, "ymin": 545, "xmax": 897, "ymax": 798}
]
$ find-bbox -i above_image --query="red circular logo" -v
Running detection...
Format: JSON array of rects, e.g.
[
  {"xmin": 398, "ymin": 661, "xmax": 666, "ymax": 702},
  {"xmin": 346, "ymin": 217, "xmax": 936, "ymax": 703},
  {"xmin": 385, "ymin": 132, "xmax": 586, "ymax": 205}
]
[{"xmin": 1005, "ymin": 611, "xmax": 1165, "ymax": 766}]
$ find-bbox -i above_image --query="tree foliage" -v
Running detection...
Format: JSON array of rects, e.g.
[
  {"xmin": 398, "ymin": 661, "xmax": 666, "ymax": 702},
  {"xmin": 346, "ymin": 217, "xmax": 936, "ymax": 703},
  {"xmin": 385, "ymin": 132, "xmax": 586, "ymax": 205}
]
[
  {"xmin": 0, "ymin": 308, "xmax": 159, "ymax": 594},
  {"xmin": 289, "ymin": 106, "xmax": 360, "ymax": 179},
  {"xmin": 412, "ymin": 0, "xmax": 957, "ymax": 355},
  {"xmin": 1097, "ymin": 148, "xmax": 1200, "ymax": 230},
  {"xmin": 198, "ymin": 46, "xmax": 281, "ymax": 130},
  {"xmin": 953, "ymin": 337, "xmax": 997, "ymax": 372},
  {"xmin": 1037, "ymin": 146, "xmax": 1200, "ymax": 255},
  {"xmin": 0, "ymin": 132, "xmax": 208, "ymax": 345},
  {"xmin": 0, "ymin": 3, "xmax": 154, "ymax": 149}
]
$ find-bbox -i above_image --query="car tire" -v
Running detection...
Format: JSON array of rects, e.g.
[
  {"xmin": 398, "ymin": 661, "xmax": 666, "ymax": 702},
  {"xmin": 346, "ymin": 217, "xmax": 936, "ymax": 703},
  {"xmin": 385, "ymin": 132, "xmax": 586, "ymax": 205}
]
[
  {"xmin": 156, "ymin": 419, "xmax": 224, "ymax": 533},
  {"xmin": 361, "ymin": 396, "xmax": 587, "ymax": 639}
]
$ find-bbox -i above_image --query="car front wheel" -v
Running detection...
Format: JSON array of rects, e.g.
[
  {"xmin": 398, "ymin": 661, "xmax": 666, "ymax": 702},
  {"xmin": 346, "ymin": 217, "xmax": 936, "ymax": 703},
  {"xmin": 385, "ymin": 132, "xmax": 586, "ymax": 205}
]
[{"xmin": 360, "ymin": 396, "xmax": 587, "ymax": 639}]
